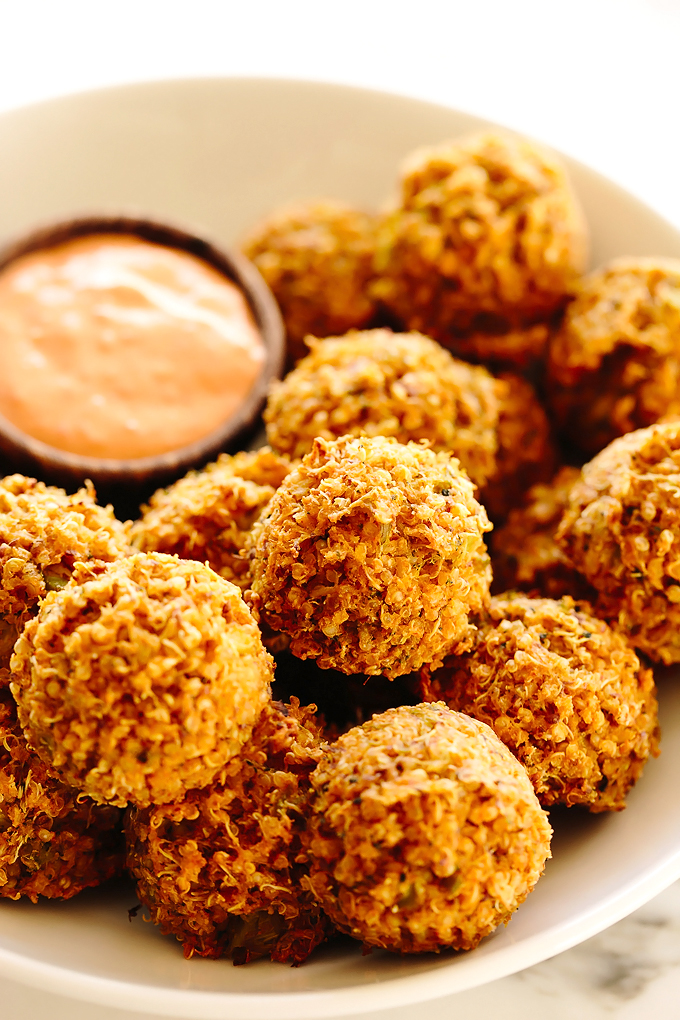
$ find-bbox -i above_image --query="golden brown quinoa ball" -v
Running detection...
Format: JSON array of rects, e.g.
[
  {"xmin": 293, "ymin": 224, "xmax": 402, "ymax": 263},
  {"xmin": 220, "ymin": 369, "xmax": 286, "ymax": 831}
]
[
  {"xmin": 556, "ymin": 421, "xmax": 680, "ymax": 664},
  {"xmin": 491, "ymin": 466, "xmax": 595, "ymax": 599},
  {"xmin": 265, "ymin": 329, "xmax": 501, "ymax": 485},
  {"xmin": 480, "ymin": 372, "xmax": 558, "ymax": 522},
  {"xmin": 548, "ymin": 259, "xmax": 680, "ymax": 456},
  {"xmin": 126, "ymin": 699, "xmax": 333, "ymax": 965},
  {"xmin": 372, "ymin": 131, "xmax": 587, "ymax": 343},
  {"xmin": 303, "ymin": 702, "xmax": 551, "ymax": 953},
  {"xmin": 0, "ymin": 475, "xmax": 129, "ymax": 677},
  {"xmin": 264, "ymin": 331, "xmax": 555, "ymax": 521},
  {"xmin": 249, "ymin": 436, "xmax": 492, "ymax": 679},
  {"xmin": 242, "ymin": 200, "xmax": 378, "ymax": 365},
  {"xmin": 442, "ymin": 321, "xmax": 551, "ymax": 371},
  {"xmin": 422, "ymin": 595, "xmax": 659, "ymax": 812},
  {"xmin": 0, "ymin": 690, "xmax": 123, "ymax": 901},
  {"xmin": 11, "ymin": 553, "xmax": 273, "ymax": 807},
  {"xmin": 129, "ymin": 448, "xmax": 293, "ymax": 591}
]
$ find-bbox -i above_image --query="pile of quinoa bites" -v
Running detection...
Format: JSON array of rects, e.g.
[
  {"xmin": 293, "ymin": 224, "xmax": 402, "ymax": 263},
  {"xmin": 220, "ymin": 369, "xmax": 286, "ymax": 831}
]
[{"xmin": 3, "ymin": 127, "xmax": 679, "ymax": 968}]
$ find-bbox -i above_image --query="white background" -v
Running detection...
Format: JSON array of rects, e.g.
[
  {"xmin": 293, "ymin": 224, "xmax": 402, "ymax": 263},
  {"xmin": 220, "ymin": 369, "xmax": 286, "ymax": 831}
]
[
  {"xmin": 0, "ymin": 1, "xmax": 679, "ymax": 1017},
  {"xmin": 0, "ymin": 0, "xmax": 679, "ymax": 228}
]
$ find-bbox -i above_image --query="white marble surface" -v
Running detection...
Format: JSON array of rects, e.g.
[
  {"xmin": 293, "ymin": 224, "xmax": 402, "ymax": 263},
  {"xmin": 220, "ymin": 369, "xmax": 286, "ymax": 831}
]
[{"xmin": 1, "ymin": 1, "xmax": 680, "ymax": 1016}]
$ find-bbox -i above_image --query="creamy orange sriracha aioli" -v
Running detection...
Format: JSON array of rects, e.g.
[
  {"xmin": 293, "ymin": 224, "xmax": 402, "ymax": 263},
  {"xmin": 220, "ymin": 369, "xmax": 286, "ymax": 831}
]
[{"xmin": 0, "ymin": 234, "xmax": 266, "ymax": 459}]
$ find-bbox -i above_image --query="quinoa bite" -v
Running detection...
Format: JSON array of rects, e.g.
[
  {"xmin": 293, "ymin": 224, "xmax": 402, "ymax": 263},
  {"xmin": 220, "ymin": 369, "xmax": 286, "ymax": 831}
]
[
  {"xmin": 548, "ymin": 258, "xmax": 680, "ymax": 456},
  {"xmin": 0, "ymin": 689, "xmax": 123, "ymax": 901},
  {"xmin": 480, "ymin": 372, "xmax": 557, "ymax": 521},
  {"xmin": 242, "ymin": 200, "xmax": 378, "ymax": 365},
  {"xmin": 556, "ymin": 421, "xmax": 680, "ymax": 663},
  {"xmin": 422, "ymin": 594, "xmax": 659, "ymax": 811},
  {"xmin": 0, "ymin": 474, "xmax": 129, "ymax": 677},
  {"xmin": 129, "ymin": 448, "xmax": 293, "ymax": 591},
  {"xmin": 491, "ymin": 466, "xmax": 595, "ymax": 599},
  {"xmin": 264, "ymin": 328, "xmax": 501, "ymax": 487},
  {"xmin": 249, "ymin": 435, "xmax": 492, "ymax": 678},
  {"xmin": 11, "ymin": 552, "xmax": 273, "ymax": 807},
  {"xmin": 126, "ymin": 699, "xmax": 333, "ymax": 965},
  {"xmin": 303, "ymin": 702, "xmax": 552, "ymax": 953},
  {"xmin": 440, "ymin": 320, "xmax": 552, "ymax": 371},
  {"xmin": 372, "ymin": 131, "xmax": 587, "ymax": 342},
  {"xmin": 264, "ymin": 330, "xmax": 555, "ymax": 521}
]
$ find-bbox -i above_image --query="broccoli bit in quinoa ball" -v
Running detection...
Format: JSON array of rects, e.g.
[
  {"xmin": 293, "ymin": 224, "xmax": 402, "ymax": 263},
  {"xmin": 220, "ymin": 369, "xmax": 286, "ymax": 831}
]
[
  {"xmin": 242, "ymin": 199, "xmax": 379, "ymax": 366},
  {"xmin": 548, "ymin": 258, "xmax": 680, "ymax": 456},
  {"xmin": 372, "ymin": 131, "xmax": 587, "ymax": 344},
  {"xmin": 302, "ymin": 702, "xmax": 551, "ymax": 954},
  {"xmin": 0, "ymin": 473, "xmax": 129, "ymax": 678},
  {"xmin": 249, "ymin": 435, "xmax": 492, "ymax": 679},
  {"xmin": 10, "ymin": 552, "xmax": 272, "ymax": 807},
  {"xmin": 0, "ymin": 689, "xmax": 124, "ymax": 901},
  {"xmin": 556, "ymin": 421, "xmax": 680, "ymax": 664},
  {"xmin": 126, "ymin": 699, "xmax": 333, "ymax": 965},
  {"xmin": 129, "ymin": 448, "xmax": 293, "ymax": 591},
  {"xmin": 421, "ymin": 594, "xmax": 659, "ymax": 812}
]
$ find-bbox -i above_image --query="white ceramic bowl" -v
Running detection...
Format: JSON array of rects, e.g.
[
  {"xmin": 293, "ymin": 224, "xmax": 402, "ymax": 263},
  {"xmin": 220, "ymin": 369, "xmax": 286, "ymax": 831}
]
[{"xmin": 1, "ymin": 78, "xmax": 680, "ymax": 1020}]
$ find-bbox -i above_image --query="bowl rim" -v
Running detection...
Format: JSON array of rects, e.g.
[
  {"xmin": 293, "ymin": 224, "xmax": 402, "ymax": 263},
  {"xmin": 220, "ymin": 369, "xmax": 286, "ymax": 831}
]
[
  {"xmin": 1, "ymin": 74, "xmax": 680, "ymax": 1020},
  {"xmin": 0, "ymin": 213, "xmax": 285, "ymax": 486},
  {"xmin": 2, "ymin": 847, "xmax": 680, "ymax": 1020}
]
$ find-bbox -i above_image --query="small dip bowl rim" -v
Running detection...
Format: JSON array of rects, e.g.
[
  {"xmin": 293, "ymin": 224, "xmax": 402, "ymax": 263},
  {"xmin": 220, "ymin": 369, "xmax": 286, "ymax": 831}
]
[{"xmin": 0, "ymin": 213, "xmax": 285, "ymax": 489}]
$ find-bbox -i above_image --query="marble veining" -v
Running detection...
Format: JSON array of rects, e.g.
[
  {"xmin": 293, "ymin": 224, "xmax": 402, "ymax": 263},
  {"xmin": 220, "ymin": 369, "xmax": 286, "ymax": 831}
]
[{"xmin": 517, "ymin": 882, "xmax": 680, "ymax": 1011}]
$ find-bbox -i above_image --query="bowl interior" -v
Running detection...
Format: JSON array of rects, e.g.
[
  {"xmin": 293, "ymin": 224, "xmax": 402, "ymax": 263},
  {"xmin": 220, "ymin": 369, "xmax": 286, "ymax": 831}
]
[{"xmin": 0, "ymin": 77, "xmax": 679, "ymax": 1020}]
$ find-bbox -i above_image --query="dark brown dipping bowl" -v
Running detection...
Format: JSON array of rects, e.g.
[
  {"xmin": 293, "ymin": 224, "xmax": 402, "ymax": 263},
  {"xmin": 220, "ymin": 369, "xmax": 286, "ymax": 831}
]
[{"xmin": 0, "ymin": 215, "xmax": 285, "ymax": 505}]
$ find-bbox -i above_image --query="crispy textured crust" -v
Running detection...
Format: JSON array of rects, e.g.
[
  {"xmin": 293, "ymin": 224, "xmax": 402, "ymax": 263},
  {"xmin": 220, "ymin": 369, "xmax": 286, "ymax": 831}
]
[
  {"xmin": 11, "ymin": 553, "xmax": 273, "ymax": 807},
  {"xmin": 480, "ymin": 373, "xmax": 557, "ymax": 521},
  {"xmin": 0, "ymin": 690, "xmax": 123, "ymax": 901},
  {"xmin": 422, "ymin": 595, "xmax": 659, "ymax": 811},
  {"xmin": 372, "ymin": 131, "xmax": 587, "ymax": 339},
  {"xmin": 264, "ymin": 331, "xmax": 554, "ymax": 521},
  {"xmin": 556, "ymin": 421, "xmax": 680, "ymax": 663},
  {"xmin": 129, "ymin": 449, "xmax": 293, "ymax": 591},
  {"xmin": 0, "ymin": 474, "xmax": 129, "ymax": 676},
  {"xmin": 249, "ymin": 436, "xmax": 492, "ymax": 678},
  {"xmin": 548, "ymin": 259, "xmax": 680, "ymax": 455},
  {"xmin": 303, "ymin": 703, "xmax": 551, "ymax": 953},
  {"xmin": 441, "ymin": 321, "xmax": 551, "ymax": 371},
  {"xmin": 491, "ymin": 466, "xmax": 595, "ymax": 599},
  {"xmin": 242, "ymin": 200, "xmax": 378, "ymax": 365},
  {"xmin": 126, "ymin": 700, "xmax": 334, "ymax": 965},
  {"xmin": 265, "ymin": 329, "xmax": 501, "ymax": 487}
]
